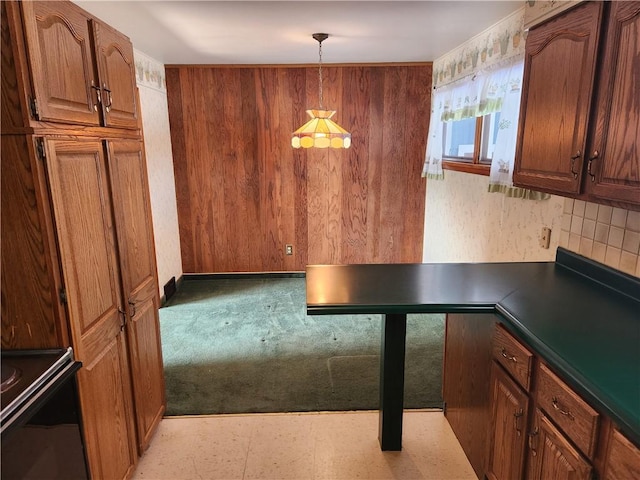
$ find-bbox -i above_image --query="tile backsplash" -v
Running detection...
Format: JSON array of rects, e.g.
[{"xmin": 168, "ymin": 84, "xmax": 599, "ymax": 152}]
[{"xmin": 560, "ymin": 199, "xmax": 640, "ymax": 278}]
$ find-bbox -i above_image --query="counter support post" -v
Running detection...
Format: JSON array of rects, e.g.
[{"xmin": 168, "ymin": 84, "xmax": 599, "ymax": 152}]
[{"xmin": 378, "ymin": 313, "xmax": 407, "ymax": 451}]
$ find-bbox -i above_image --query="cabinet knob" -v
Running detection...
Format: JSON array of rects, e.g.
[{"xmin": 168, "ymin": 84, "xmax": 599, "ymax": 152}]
[{"xmin": 570, "ymin": 150, "xmax": 581, "ymax": 179}]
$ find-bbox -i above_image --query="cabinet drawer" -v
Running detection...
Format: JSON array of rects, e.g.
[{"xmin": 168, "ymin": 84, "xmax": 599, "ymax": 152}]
[
  {"xmin": 492, "ymin": 324, "xmax": 533, "ymax": 391},
  {"xmin": 536, "ymin": 362, "xmax": 599, "ymax": 459}
]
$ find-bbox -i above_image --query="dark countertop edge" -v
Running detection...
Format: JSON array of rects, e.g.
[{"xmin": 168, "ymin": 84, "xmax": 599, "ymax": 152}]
[
  {"xmin": 496, "ymin": 304, "xmax": 640, "ymax": 446},
  {"xmin": 307, "ymin": 304, "xmax": 496, "ymax": 316}
]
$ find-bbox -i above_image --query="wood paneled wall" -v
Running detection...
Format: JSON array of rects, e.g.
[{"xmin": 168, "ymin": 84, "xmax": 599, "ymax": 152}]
[{"xmin": 166, "ymin": 63, "xmax": 431, "ymax": 272}]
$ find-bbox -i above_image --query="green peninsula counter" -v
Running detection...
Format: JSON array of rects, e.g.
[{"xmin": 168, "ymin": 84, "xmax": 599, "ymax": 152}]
[{"xmin": 305, "ymin": 248, "xmax": 640, "ymax": 451}]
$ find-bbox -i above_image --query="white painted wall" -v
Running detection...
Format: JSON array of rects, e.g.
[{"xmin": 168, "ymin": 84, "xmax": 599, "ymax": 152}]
[
  {"xmin": 134, "ymin": 49, "xmax": 183, "ymax": 298},
  {"xmin": 422, "ymin": 170, "xmax": 564, "ymax": 263}
]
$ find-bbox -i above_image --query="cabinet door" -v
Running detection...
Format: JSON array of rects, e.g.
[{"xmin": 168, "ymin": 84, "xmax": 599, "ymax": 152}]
[
  {"xmin": 20, "ymin": 2, "xmax": 101, "ymax": 125},
  {"xmin": 526, "ymin": 409, "xmax": 592, "ymax": 480},
  {"xmin": 584, "ymin": 2, "xmax": 640, "ymax": 207},
  {"xmin": 602, "ymin": 428, "xmax": 640, "ymax": 480},
  {"xmin": 513, "ymin": 2, "xmax": 603, "ymax": 195},
  {"xmin": 92, "ymin": 20, "xmax": 139, "ymax": 129},
  {"xmin": 1, "ymin": 135, "xmax": 68, "ymax": 349},
  {"xmin": 44, "ymin": 138, "xmax": 137, "ymax": 479},
  {"xmin": 107, "ymin": 139, "xmax": 165, "ymax": 453},
  {"xmin": 486, "ymin": 361, "xmax": 530, "ymax": 480}
]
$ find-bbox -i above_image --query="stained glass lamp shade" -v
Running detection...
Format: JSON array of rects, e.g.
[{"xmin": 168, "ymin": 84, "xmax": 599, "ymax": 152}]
[
  {"xmin": 292, "ymin": 33, "xmax": 351, "ymax": 149},
  {"xmin": 291, "ymin": 109, "xmax": 351, "ymax": 149}
]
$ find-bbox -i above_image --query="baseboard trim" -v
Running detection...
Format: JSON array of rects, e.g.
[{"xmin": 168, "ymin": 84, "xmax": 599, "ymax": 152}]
[
  {"xmin": 160, "ymin": 274, "xmax": 185, "ymax": 306},
  {"xmin": 183, "ymin": 272, "xmax": 305, "ymax": 280}
]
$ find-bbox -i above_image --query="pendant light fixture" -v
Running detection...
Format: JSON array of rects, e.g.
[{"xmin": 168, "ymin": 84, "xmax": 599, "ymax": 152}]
[{"xmin": 292, "ymin": 33, "xmax": 351, "ymax": 149}]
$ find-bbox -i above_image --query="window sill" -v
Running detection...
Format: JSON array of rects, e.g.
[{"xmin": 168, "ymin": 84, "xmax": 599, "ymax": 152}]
[{"xmin": 442, "ymin": 161, "xmax": 490, "ymax": 177}]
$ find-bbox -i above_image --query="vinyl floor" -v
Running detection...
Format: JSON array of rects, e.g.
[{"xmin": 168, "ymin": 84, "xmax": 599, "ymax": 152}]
[{"xmin": 132, "ymin": 410, "xmax": 476, "ymax": 480}]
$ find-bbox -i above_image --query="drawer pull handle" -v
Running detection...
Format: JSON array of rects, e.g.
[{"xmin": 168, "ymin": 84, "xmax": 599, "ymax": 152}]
[
  {"xmin": 528, "ymin": 428, "xmax": 539, "ymax": 456},
  {"xmin": 552, "ymin": 397, "xmax": 574, "ymax": 420},
  {"xmin": 501, "ymin": 348, "xmax": 517, "ymax": 362}
]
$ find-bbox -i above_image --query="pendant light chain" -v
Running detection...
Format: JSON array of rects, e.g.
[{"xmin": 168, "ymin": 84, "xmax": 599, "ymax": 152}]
[{"xmin": 318, "ymin": 39, "xmax": 323, "ymax": 109}]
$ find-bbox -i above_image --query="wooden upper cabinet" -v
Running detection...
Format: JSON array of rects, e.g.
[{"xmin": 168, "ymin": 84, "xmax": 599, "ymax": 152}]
[
  {"xmin": 16, "ymin": 1, "xmax": 138, "ymax": 129},
  {"xmin": 583, "ymin": 2, "xmax": 640, "ymax": 206},
  {"xmin": 20, "ymin": 1, "xmax": 101, "ymax": 126},
  {"xmin": 92, "ymin": 20, "xmax": 139, "ymax": 129},
  {"xmin": 514, "ymin": 1, "xmax": 603, "ymax": 196},
  {"xmin": 514, "ymin": 1, "xmax": 640, "ymax": 210}
]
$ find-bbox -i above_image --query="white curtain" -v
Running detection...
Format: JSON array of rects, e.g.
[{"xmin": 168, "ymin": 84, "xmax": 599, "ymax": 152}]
[
  {"xmin": 423, "ymin": 58, "xmax": 548, "ymax": 200},
  {"xmin": 486, "ymin": 61, "xmax": 548, "ymax": 199},
  {"xmin": 422, "ymin": 88, "xmax": 446, "ymax": 179}
]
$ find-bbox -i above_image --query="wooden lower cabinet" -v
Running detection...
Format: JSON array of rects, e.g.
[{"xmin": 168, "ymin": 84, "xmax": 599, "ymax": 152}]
[
  {"xmin": 45, "ymin": 137, "xmax": 141, "ymax": 477},
  {"xmin": 77, "ymin": 334, "xmax": 137, "ymax": 480},
  {"xmin": 444, "ymin": 318, "xmax": 639, "ymax": 480},
  {"xmin": 526, "ymin": 409, "xmax": 592, "ymax": 480},
  {"xmin": 442, "ymin": 313, "xmax": 494, "ymax": 478},
  {"xmin": 601, "ymin": 427, "xmax": 640, "ymax": 479},
  {"xmin": 486, "ymin": 361, "xmax": 530, "ymax": 480},
  {"xmin": 108, "ymin": 139, "xmax": 165, "ymax": 453},
  {"xmin": 0, "ymin": 133, "xmax": 165, "ymax": 478}
]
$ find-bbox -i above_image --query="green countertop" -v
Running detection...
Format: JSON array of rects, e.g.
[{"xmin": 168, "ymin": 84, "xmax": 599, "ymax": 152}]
[{"xmin": 305, "ymin": 248, "xmax": 640, "ymax": 444}]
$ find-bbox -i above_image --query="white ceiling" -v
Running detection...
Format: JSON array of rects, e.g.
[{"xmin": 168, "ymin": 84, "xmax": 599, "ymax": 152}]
[{"xmin": 73, "ymin": 1, "xmax": 522, "ymax": 65}]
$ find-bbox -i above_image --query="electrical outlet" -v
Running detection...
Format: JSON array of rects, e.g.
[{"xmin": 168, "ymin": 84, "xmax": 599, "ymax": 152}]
[
  {"xmin": 285, "ymin": 244, "xmax": 293, "ymax": 255},
  {"xmin": 540, "ymin": 227, "xmax": 551, "ymax": 249}
]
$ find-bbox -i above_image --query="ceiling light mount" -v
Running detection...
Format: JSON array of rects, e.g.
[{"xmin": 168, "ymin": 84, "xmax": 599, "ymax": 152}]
[
  {"xmin": 312, "ymin": 33, "xmax": 329, "ymax": 44},
  {"xmin": 291, "ymin": 33, "xmax": 351, "ymax": 149}
]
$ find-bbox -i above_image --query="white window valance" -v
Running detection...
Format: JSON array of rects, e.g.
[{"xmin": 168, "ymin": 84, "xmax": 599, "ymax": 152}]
[
  {"xmin": 423, "ymin": 58, "xmax": 523, "ymax": 180},
  {"xmin": 422, "ymin": 6, "xmax": 549, "ymax": 200}
]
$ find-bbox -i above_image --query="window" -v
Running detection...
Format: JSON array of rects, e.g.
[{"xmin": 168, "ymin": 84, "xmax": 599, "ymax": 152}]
[{"xmin": 442, "ymin": 111, "xmax": 501, "ymax": 176}]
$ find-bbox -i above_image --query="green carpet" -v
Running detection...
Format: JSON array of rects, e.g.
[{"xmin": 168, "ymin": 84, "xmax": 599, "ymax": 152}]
[{"xmin": 160, "ymin": 277, "xmax": 444, "ymax": 416}]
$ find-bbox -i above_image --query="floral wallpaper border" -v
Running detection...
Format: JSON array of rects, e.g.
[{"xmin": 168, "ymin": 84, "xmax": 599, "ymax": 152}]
[
  {"xmin": 432, "ymin": 7, "xmax": 525, "ymax": 89},
  {"xmin": 524, "ymin": 0, "xmax": 581, "ymax": 30},
  {"xmin": 134, "ymin": 48, "xmax": 166, "ymax": 92}
]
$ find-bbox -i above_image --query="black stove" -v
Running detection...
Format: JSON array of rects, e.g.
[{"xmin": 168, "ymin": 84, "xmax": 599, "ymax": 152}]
[
  {"xmin": 1, "ymin": 348, "xmax": 89, "ymax": 479},
  {"xmin": 1, "ymin": 348, "xmax": 78, "ymax": 433}
]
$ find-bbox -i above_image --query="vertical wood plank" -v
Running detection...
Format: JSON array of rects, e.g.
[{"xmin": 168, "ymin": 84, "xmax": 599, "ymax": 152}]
[
  {"xmin": 289, "ymin": 68, "xmax": 309, "ymax": 270},
  {"xmin": 165, "ymin": 67, "xmax": 192, "ymax": 271},
  {"xmin": 166, "ymin": 64, "xmax": 430, "ymax": 272},
  {"xmin": 379, "ymin": 67, "xmax": 408, "ymax": 263},
  {"xmin": 401, "ymin": 66, "xmax": 430, "ymax": 261},
  {"xmin": 366, "ymin": 66, "xmax": 384, "ymax": 262},
  {"xmin": 341, "ymin": 66, "xmax": 370, "ymax": 263}
]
